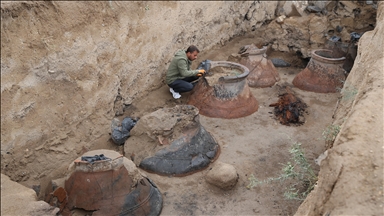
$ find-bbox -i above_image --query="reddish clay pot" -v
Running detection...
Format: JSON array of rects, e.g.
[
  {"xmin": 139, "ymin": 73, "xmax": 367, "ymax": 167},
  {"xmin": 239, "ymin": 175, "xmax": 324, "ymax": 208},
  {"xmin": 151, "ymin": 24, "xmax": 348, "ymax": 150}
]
[
  {"xmin": 239, "ymin": 44, "xmax": 280, "ymax": 88},
  {"xmin": 58, "ymin": 150, "xmax": 163, "ymax": 216},
  {"xmin": 292, "ymin": 49, "xmax": 346, "ymax": 93},
  {"xmin": 188, "ymin": 61, "xmax": 258, "ymax": 119}
]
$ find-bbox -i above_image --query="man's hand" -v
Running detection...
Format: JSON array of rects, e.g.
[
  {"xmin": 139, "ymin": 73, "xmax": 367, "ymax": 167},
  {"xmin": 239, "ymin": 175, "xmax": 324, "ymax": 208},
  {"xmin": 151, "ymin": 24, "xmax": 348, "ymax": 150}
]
[{"xmin": 197, "ymin": 69, "xmax": 206, "ymax": 77}]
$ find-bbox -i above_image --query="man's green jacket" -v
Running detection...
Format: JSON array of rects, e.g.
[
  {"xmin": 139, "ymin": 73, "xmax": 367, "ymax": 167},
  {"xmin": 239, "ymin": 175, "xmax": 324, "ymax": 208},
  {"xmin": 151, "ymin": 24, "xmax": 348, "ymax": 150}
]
[{"xmin": 166, "ymin": 50, "xmax": 200, "ymax": 85}]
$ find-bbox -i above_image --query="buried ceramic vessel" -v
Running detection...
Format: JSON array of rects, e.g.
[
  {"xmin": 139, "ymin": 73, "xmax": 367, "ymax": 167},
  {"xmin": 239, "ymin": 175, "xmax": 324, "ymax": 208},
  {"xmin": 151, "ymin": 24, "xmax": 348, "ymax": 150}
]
[
  {"xmin": 238, "ymin": 44, "xmax": 280, "ymax": 88},
  {"xmin": 188, "ymin": 60, "xmax": 259, "ymax": 119},
  {"xmin": 45, "ymin": 149, "xmax": 163, "ymax": 216},
  {"xmin": 292, "ymin": 49, "xmax": 347, "ymax": 93},
  {"xmin": 125, "ymin": 105, "xmax": 220, "ymax": 176}
]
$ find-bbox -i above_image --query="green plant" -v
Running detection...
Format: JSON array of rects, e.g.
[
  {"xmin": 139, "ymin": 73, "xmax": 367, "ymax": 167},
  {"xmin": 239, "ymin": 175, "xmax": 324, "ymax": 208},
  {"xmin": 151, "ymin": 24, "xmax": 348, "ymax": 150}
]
[
  {"xmin": 341, "ymin": 86, "xmax": 358, "ymax": 101},
  {"xmin": 247, "ymin": 141, "xmax": 317, "ymax": 200},
  {"xmin": 322, "ymin": 124, "xmax": 341, "ymax": 142},
  {"xmin": 246, "ymin": 174, "xmax": 262, "ymax": 189},
  {"xmin": 337, "ymin": 81, "xmax": 358, "ymax": 101}
]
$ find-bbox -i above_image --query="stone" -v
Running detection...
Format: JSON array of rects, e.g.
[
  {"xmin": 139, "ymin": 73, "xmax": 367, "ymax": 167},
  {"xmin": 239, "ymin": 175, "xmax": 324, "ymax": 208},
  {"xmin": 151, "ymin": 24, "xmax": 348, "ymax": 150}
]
[
  {"xmin": 29, "ymin": 201, "xmax": 60, "ymax": 215},
  {"xmin": 227, "ymin": 53, "xmax": 241, "ymax": 62},
  {"xmin": 309, "ymin": 15, "xmax": 328, "ymax": 34},
  {"xmin": 276, "ymin": 15, "xmax": 286, "ymax": 24},
  {"xmin": 340, "ymin": 17, "xmax": 355, "ymax": 29},
  {"xmin": 315, "ymin": 150, "xmax": 329, "ymax": 165},
  {"xmin": 306, "ymin": 6, "xmax": 323, "ymax": 13},
  {"xmin": 310, "ymin": 33, "xmax": 326, "ymax": 44},
  {"xmin": 281, "ymin": 1, "xmax": 308, "ymax": 17},
  {"xmin": 205, "ymin": 161, "xmax": 239, "ymax": 190},
  {"xmin": 336, "ymin": 25, "xmax": 343, "ymax": 32},
  {"xmin": 339, "ymin": 1, "xmax": 358, "ymax": 13},
  {"xmin": 330, "ymin": 18, "xmax": 341, "ymax": 29},
  {"xmin": 308, "ymin": 0, "xmax": 328, "ymax": 10},
  {"xmin": 271, "ymin": 58, "xmax": 291, "ymax": 67},
  {"xmin": 1, "ymin": 174, "xmax": 60, "ymax": 216},
  {"xmin": 340, "ymin": 28, "xmax": 352, "ymax": 42}
]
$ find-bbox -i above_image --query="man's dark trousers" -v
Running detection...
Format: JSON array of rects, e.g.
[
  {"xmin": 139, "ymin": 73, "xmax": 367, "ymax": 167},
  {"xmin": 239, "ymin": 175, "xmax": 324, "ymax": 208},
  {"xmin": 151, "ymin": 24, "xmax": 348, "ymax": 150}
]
[{"xmin": 168, "ymin": 76, "xmax": 199, "ymax": 93}]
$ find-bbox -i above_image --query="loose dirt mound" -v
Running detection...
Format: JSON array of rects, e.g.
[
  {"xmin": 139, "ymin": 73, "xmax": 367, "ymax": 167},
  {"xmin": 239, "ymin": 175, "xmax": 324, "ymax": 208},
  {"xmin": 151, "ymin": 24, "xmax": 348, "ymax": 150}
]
[
  {"xmin": 128, "ymin": 105, "xmax": 199, "ymax": 149},
  {"xmin": 205, "ymin": 66, "xmax": 242, "ymax": 86}
]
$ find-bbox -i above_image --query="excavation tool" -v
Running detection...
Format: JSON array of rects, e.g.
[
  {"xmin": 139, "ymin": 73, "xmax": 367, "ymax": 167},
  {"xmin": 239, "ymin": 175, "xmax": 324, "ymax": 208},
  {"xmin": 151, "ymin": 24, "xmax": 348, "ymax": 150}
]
[{"xmin": 197, "ymin": 59, "xmax": 212, "ymax": 77}]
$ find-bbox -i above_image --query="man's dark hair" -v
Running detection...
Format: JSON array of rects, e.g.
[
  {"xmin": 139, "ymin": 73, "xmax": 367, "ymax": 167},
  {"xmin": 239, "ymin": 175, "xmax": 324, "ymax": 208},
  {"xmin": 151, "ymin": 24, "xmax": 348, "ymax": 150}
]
[{"xmin": 186, "ymin": 45, "xmax": 200, "ymax": 53}]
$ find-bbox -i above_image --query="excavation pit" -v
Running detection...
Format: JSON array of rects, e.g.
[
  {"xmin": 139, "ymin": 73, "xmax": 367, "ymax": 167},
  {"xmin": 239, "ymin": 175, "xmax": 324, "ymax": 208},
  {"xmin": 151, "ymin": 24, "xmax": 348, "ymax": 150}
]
[
  {"xmin": 0, "ymin": 1, "xmax": 378, "ymax": 215},
  {"xmin": 188, "ymin": 61, "xmax": 259, "ymax": 119}
]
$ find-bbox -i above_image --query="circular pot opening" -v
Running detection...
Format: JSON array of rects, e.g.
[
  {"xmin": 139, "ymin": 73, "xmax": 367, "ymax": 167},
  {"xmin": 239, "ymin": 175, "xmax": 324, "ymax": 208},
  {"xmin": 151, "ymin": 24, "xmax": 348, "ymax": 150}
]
[
  {"xmin": 312, "ymin": 49, "xmax": 346, "ymax": 63},
  {"xmin": 188, "ymin": 61, "xmax": 258, "ymax": 119},
  {"xmin": 205, "ymin": 65, "xmax": 244, "ymax": 86},
  {"xmin": 292, "ymin": 49, "xmax": 347, "ymax": 93}
]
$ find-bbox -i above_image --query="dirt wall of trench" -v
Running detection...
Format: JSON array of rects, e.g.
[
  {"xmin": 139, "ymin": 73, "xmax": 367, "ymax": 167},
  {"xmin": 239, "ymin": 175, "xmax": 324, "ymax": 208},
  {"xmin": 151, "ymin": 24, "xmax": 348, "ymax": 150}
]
[{"xmin": 295, "ymin": 2, "xmax": 384, "ymax": 215}]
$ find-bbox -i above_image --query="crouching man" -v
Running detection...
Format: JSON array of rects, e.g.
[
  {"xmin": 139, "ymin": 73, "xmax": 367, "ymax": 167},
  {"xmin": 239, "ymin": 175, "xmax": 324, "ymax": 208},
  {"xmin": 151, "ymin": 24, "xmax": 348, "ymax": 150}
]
[{"xmin": 165, "ymin": 45, "xmax": 205, "ymax": 99}]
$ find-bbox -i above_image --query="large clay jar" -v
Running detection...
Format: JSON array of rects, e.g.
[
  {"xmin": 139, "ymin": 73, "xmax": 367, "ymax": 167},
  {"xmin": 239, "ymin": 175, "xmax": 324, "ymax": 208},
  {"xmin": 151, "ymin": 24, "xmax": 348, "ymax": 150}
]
[
  {"xmin": 188, "ymin": 61, "xmax": 258, "ymax": 119},
  {"xmin": 239, "ymin": 44, "xmax": 280, "ymax": 88},
  {"xmin": 53, "ymin": 150, "xmax": 163, "ymax": 216},
  {"xmin": 292, "ymin": 49, "xmax": 347, "ymax": 93},
  {"xmin": 125, "ymin": 105, "xmax": 220, "ymax": 176}
]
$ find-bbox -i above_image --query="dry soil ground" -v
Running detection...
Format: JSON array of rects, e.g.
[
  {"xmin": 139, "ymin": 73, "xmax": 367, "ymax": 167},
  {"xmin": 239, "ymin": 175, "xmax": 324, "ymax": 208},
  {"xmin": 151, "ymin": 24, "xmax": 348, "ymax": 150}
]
[{"xmin": 104, "ymin": 35, "xmax": 339, "ymax": 216}]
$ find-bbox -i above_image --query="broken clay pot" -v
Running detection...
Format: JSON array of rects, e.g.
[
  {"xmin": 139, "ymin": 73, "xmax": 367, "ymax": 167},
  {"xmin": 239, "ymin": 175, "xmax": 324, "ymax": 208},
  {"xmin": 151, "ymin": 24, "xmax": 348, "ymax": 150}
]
[
  {"xmin": 239, "ymin": 44, "xmax": 280, "ymax": 88},
  {"xmin": 125, "ymin": 105, "xmax": 220, "ymax": 176},
  {"xmin": 62, "ymin": 150, "xmax": 163, "ymax": 216},
  {"xmin": 292, "ymin": 49, "xmax": 347, "ymax": 93},
  {"xmin": 139, "ymin": 122, "xmax": 219, "ymax": 176}
]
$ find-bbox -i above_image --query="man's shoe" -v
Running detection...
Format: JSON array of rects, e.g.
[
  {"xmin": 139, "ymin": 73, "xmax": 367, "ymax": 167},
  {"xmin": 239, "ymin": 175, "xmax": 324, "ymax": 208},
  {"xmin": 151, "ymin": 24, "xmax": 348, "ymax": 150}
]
[{"xmin": 169, "ymin": 88, "xmax": 181, "ymax": 99}]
